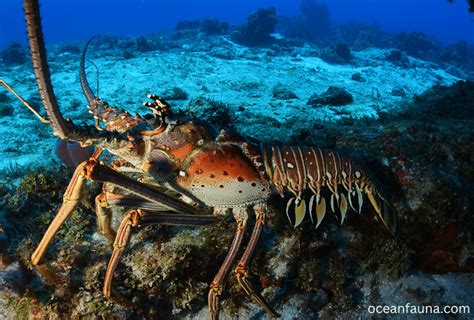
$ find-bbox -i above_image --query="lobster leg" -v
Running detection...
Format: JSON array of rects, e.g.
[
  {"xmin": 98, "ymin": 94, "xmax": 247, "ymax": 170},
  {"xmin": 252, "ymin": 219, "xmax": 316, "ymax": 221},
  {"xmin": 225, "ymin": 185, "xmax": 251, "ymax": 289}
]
[
  {"xmin": 31, "ymin": 149, "xmax": 102, "ymax": 265},
  {"xmin": 208, "ymin": 209, "xmax": 248, "ymax": 320},
  {"xmin": 33, "ymin": 151, "xmax": 204, "ymax": 266},
  {"xmin": 95, "ymin": 193, "xmax": 117, "ymax": 244},
  {"xmin": 102, "ymin": 192, "xmax": 175, "ymax": 212},
  {"xmin": 103, "ymin": 210, "xmax": 219, "ymax": 298},
  {"xmin": 95, "ymin": 189, "xmax": 186, "ymax": 244},
  {"xmin": 84, "ymin": 159, "xmax": 205, "ymax": 216},
  {"xmin": 234, "ymin": 204, "xmax": 279, "ymax": 317}
]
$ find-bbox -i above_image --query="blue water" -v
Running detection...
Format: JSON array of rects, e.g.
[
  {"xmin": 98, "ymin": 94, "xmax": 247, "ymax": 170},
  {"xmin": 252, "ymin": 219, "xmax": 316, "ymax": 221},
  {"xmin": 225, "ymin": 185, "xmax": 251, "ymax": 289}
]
[{"xmin": 0, "ymin": 0, "xmax": 472, "ymax": 49}]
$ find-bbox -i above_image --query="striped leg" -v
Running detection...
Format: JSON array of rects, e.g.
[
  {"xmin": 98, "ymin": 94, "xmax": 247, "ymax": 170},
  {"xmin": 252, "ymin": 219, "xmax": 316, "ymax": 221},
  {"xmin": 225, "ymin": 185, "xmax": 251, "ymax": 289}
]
[
  {"xmin": 234, "ymin": 204, "xmax": 278, "ymax": 317},
  {"xmin": 31, "ymin": 149, "xmax": 102, "ymax": 265},
  {"xmin": 95, "ymin": 192, "xmax": 117, "ymax": 244},
  {"xmin": 208, "ymin": 209, "xmax": 248, "ymax": 320},
  {"xmin": 33, "ymin": 154, "xmax": 204, "ymax": 268},
  {"xmin": 103, "ymin": 210, "xmax": 218, "ymax": 298}
]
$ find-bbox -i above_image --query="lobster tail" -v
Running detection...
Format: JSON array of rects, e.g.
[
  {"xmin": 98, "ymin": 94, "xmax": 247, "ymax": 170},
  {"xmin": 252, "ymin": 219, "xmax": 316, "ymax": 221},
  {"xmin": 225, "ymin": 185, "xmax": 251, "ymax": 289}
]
[
  {"xmin": 264, "ymin": 145, "xmax": 397, "ymax": 235},
  {"xmin": 24, "ymin": 0, "xmax": 69, "ymax": 139},
  {"xmin": 365, "ymin": 187, "xmax": 397, "ymax": 235}
]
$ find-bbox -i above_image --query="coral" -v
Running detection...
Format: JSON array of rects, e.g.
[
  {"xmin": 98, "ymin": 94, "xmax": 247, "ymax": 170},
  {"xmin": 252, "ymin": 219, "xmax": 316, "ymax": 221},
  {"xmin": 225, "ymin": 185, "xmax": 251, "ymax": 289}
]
[
  {"xmin": 4, "ymin": 167, "xmax": 69, "ymax": 216},
  {"xmin": 233, "ymin": 7, "xmax": 278, "ymax": 46},
  {"xmin": 1, "ymin": 43, "xmax": 26, "ymax": 65},
  {"xmin": 307, "ymin": 86, "xmax": 354, "ymax": 106}
]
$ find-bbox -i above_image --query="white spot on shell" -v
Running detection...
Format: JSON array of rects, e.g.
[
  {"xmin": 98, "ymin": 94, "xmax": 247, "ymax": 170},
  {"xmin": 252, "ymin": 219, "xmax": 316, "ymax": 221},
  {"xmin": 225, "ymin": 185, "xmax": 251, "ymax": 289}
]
[
  {"xmin": 179, "ymin": 171, "xmax": 186, "ymax": 177},
  {"xmin": 287, "ymin": 162, "xmax": 295, "ymax": 169},
  {"xmin": 355, "ymin": 171, "xmax": 361, "ymax": 178}
]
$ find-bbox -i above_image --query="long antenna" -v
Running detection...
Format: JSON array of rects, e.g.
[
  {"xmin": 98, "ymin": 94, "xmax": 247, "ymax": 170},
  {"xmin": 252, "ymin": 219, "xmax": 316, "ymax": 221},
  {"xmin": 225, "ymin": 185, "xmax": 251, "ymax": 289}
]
[
  {"xmin": 0, "ymin": 79, "xmax": 50, "ymax": 124},
  {"xmin": 89, "ymin": 60, "xmax": 100, "ymax": 98}
]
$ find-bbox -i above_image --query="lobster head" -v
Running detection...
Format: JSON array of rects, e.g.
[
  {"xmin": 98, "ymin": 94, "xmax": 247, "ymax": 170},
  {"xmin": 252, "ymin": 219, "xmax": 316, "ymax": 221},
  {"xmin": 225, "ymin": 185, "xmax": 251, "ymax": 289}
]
[{"xmin": 141, "ymin": 118, "xmax": 213, "ymax": 183}]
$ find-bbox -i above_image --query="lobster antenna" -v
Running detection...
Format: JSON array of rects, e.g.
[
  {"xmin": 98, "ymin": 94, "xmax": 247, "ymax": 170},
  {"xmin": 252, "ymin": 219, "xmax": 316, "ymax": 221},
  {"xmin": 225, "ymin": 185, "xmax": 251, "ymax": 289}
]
[
  {"xmin": 24, "ymin": 0, "xmax": 70, "ymax": 138},
  {"xmin": 0, "ymin": 79, "xmax": 50, "ymax": 124},
  {"xmin": 80, "ymin": 35, "xmax": 99, "ymax": 105},
  {"xmin": 89, "ymin": 60, "xmax": 100, "ymax": 99}
]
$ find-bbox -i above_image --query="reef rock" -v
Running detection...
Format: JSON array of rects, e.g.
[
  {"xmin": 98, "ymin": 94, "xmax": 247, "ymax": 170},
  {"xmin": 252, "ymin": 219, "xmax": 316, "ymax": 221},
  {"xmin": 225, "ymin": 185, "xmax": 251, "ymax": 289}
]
[
  {"xmin": 385, "ymin": 49, "xmax": 410, "ymax": 68},
  {"xmin": 351, "ymin": 72, "xmax": 365, "ymax": 82},
  {"xmin": 320, "ymin": 43, "xmax": 353, "ymax": 64},
  {"xmin": 200, "ymin": 19, "xmax": 229, "ymax": 35},
  {"xmin": 272, "ymin": 84, "xmax": 298, "ymax": 100},
  {"xmin": 307, "ymin": 86, "xmax": 354, "ymax": 106},
  {"xmin": 233, "ymin": 7, "xmax": 278, "ymax": 46},
  {"xmin": 0, "ymin": 257, "xmax": 26, "ymax": 297},
  {"xmin": 391, "ymin": 86, "xmax": 406, "ymax": 97},
  {"xmin": 395, "ymin": 32, "xmax": 439, "ymax": 58}
]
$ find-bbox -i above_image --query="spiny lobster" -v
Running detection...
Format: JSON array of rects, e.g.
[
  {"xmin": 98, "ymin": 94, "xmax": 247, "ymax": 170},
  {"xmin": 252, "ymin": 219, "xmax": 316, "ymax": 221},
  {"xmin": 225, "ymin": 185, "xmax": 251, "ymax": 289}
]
[{"xmin": 1, "ymin": 1, "xmax": 397, "ymax": 319}]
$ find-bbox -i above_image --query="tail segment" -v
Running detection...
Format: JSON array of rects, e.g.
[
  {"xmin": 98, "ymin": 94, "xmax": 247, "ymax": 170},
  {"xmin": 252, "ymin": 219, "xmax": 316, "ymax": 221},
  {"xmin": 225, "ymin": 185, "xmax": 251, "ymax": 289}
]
[{"xmin": 263, "ymin": 145, "xmax": 397, "ymax": 235}]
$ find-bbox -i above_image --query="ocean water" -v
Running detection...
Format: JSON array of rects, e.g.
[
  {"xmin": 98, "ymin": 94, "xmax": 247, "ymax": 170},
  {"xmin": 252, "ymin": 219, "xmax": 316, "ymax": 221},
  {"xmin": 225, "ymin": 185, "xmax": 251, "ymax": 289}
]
[
  {"xmin": 0, "ymin": 1, "xmax": 473, "ymax": 319},
  {"xmin": 0, "ymin": 0, "xmax": 472, "ymax": 48}
]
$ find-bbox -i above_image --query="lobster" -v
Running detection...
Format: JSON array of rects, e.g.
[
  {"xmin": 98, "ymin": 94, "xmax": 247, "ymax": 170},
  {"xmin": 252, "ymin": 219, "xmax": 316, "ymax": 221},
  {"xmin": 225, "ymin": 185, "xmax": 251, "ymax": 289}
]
[{"xmin": 1, "ymin": 1, "xmax": 397, "ymax": 319}]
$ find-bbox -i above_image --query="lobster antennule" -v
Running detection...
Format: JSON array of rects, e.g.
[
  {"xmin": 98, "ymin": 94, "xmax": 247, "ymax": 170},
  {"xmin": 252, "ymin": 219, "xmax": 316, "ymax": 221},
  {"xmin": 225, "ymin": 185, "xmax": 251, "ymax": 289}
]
[
  {"xmin": 24, "ymin": 0, "xmax": 70, "ymax": 139},
  {"xmin": 80, "ymin": 36, "xmax": 100, "ymax": 105}
]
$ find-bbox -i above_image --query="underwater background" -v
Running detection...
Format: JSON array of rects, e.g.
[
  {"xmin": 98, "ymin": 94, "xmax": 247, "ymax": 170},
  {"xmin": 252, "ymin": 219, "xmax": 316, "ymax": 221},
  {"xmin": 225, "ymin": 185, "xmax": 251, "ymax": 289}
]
[{"xmin": 0, "ymin": 0, "xmax": 473, "ymax": 319}]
